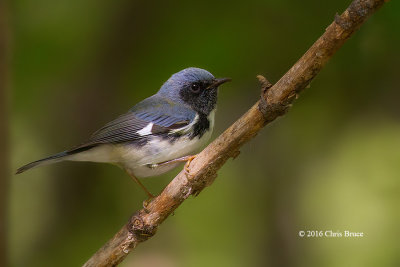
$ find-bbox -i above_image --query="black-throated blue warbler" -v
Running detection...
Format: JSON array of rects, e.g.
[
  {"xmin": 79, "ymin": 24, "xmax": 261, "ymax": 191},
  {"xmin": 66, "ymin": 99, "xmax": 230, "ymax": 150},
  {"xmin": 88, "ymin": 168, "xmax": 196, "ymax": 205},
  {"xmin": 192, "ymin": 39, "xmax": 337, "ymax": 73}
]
[{"xmin": 16, "ymin": 67, "xmax": 230, "ymax": 197}]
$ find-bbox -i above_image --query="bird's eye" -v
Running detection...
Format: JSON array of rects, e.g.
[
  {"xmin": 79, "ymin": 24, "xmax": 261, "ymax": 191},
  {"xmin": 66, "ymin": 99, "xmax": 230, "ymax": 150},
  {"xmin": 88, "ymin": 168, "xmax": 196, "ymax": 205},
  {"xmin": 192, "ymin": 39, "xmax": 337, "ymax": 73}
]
[{"xmin": 190, "ymin": 83, "xmax": 201, "ymax": 93}]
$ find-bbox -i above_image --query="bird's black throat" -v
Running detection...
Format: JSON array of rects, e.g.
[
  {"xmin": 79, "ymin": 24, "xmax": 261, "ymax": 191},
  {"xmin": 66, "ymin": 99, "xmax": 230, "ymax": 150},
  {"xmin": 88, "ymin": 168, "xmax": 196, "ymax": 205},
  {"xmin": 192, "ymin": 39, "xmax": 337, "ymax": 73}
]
[{"xmin": 189, "ymin": 112, "xmax": 210, "ymax": 139}]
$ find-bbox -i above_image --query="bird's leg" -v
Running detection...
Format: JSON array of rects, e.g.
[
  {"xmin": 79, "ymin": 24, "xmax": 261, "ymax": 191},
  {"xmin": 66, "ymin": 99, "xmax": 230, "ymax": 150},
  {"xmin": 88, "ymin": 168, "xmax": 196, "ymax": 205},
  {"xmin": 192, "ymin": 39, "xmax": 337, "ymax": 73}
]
[
  {"xmin": 149, "ymin": 155, "xmax": 196, "ymax": 169},
  {"xmin": 126, "ymin": 169, "xmax": 154, "ymax": 199},
  {"xmin": 148, "ymin": 155, "xmax": 197, "ymax": 177}
]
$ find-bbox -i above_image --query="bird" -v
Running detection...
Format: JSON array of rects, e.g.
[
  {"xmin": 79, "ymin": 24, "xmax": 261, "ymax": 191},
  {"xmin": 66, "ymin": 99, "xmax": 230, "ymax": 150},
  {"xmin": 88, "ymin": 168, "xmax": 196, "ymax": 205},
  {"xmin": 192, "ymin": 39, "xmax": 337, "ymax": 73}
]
[{"xmin": 16, "ymin": 67, "xmax": 231, "ymax": 198}]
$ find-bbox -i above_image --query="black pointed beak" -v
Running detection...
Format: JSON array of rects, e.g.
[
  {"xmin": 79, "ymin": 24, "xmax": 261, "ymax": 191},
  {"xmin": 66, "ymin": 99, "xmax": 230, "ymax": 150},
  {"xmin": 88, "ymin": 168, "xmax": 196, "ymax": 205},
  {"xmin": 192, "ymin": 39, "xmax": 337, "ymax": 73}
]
[{"xmin": 207, "ymin": 77, "xmax": 231, "ymax": 89}]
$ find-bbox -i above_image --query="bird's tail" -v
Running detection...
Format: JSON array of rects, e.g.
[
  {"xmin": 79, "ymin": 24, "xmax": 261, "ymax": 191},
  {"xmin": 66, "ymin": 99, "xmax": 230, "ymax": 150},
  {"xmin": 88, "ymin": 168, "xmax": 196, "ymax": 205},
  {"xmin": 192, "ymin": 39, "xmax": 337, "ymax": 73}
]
[
  {"xmin": 16, "ymin": 146, "xmax": 95, "ymax": 174},
  {"xmin": 16, "ymin": 151, "xmax": 70, "ymax": 174}
]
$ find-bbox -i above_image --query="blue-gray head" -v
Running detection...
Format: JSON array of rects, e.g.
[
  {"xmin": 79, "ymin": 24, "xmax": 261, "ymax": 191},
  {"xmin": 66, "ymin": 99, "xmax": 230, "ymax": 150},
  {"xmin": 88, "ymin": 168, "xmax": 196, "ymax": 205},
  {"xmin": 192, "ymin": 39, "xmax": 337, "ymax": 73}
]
[{"xmin": 158, "ymin": 67, "xmax": 231, "ymax": 115}]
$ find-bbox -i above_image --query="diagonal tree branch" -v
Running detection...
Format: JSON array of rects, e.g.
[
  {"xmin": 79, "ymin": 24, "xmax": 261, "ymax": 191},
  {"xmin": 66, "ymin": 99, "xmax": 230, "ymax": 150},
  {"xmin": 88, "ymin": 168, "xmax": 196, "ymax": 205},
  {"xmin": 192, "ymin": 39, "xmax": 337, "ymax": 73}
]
[{"xmin": 83, "ymin": 0, "xmax": 388, "ymax": 266}]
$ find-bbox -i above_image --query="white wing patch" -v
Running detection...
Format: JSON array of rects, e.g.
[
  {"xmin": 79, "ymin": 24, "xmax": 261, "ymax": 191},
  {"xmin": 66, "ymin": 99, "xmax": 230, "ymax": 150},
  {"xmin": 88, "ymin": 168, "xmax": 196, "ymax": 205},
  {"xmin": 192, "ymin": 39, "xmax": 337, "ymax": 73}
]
[{"xmin": 136, "ymin": 122, "xmax": 154, "ymax": 136}]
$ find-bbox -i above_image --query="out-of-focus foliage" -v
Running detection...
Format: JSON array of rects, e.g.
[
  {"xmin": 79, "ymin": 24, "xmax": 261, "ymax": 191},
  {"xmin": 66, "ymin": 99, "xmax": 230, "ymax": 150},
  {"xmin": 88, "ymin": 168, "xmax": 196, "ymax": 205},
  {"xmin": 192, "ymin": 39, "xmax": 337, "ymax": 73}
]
[{"xmin": 8, "ymin": 0, "xmax": 400, "ymax": 266}]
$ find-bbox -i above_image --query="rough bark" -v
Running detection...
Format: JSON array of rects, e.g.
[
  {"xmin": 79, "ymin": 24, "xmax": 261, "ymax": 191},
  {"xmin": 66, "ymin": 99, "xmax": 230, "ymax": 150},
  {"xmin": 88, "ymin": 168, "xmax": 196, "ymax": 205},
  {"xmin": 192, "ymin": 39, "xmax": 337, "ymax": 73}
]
[{"xmin": 83, "ymin": 0, "xmax": 388, "ymax": 266}]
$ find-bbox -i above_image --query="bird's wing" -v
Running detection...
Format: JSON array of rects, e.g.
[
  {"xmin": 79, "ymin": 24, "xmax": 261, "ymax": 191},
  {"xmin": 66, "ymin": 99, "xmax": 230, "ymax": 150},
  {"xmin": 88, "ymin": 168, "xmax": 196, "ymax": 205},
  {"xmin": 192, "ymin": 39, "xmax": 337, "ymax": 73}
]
[{"xmin": 73, "ymin": 96, "xmax": 196, "ymax": 149}]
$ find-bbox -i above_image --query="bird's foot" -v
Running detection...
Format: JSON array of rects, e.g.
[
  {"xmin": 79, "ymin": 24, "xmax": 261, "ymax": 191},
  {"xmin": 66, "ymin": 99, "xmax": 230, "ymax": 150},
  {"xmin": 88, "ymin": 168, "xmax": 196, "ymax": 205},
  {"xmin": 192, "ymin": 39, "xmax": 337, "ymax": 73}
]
[{"xmin": 184, "ymin": 155, "xmax": 196, "ymax": 178}]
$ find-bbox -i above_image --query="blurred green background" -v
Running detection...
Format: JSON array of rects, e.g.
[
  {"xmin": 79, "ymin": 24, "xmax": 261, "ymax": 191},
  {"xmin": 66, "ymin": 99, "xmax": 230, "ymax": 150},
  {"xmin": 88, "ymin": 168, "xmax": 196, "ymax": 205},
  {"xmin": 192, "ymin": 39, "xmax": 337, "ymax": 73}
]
[{"xmin": 3, "ymin": 0, "xmax": 400, "ymax": 266}]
